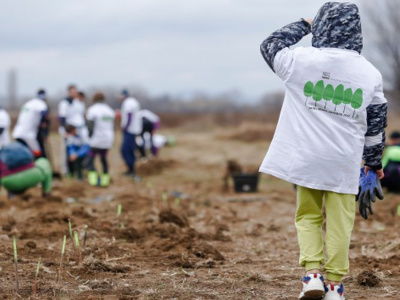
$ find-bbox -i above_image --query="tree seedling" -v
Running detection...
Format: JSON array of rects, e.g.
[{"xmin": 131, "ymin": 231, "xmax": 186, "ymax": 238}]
[
  {"xmin": 68, "ymin": 218, "xmax": 75, "ymax": 252},
  {"xmin": 162, "ymin": 192, "xmax": 168, "ymax": 203},
  {"xmin": 397, "ymin": 205, "xmax": 400, "ymax": 217},
  {"xmin": 162, "ymin": 192, "xmax": 171, "ymax": 210},
  {"xmin": 57, "ymin": 235, "xmax": 67, "ymax": 283},
  {"xmin": 174, "ymin": 197, "xmax": 181, "ymax": 207},
  {"xmin": 117, "ymin": 204, "xmax": 125, "ymax": 228},
  {"xmin": 74, "ymin": 231, "xmax": 82, "ymax": 265},
  {"xmin": 32, "ymin": 259, "xmax": 41, "ymax": 298},
  {"xmin": 68, "ymin": 218, "xmax": 73, "ymax": 239},
  {"xmin": 13, "ymin": 237, "xmax": 19, "ymax": 294}
]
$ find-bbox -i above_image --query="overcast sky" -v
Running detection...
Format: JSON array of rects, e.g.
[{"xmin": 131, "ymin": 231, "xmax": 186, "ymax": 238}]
[{"xmin": 0, "ymin": 0, "xmax": 367, "ymax": 103}]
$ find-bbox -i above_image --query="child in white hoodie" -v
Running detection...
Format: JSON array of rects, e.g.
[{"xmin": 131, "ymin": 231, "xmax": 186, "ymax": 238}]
[{"xmin": 259, "ymin": 3, "xmax": 387, "ymax": 299}]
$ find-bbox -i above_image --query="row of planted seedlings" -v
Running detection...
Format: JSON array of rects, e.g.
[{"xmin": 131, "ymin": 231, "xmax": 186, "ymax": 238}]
[
  {"xmin": 10, "ymin": 201, "xmax": 130, "ymax": 297},
  {"xmin": 10, "ymin": 191, "xmax": 181, "ymax": 297},
  {"xmin": 11, "ymin": 218, "xmax": 89, "ymax": 298}
]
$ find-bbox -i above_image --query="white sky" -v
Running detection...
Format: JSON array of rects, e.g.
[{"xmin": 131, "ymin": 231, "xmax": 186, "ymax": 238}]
[{"xmin": 0, "ymin": 0, "xmax": 367, "ymax": 102}]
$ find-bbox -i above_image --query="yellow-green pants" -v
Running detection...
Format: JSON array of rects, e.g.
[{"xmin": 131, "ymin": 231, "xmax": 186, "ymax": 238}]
[{"xmin": 296, "ymin": 186, "xmax": 356, "ymax": 282}]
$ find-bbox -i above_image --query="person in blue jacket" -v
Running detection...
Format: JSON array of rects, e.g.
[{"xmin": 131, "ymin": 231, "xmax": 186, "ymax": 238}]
[{"xmin": 65, "ymin": 124, "xmax": 90, "ymax": 180}]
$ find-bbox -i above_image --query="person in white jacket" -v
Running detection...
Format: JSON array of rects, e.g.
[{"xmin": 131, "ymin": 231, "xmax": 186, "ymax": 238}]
[
  {"xmin": 13, "ymin": 89, "xmax": 49, "ymax": 157},
  {"xmin": 86, "ymin": 92, "xmax": 115, "ymax": 187},
  {"xmin": 259, "ymin": 3, "xmax": 387, "ymax": 300},
  {"xmin": 119, "ymin": 89, "xmax": 141, "ymax": 179}
]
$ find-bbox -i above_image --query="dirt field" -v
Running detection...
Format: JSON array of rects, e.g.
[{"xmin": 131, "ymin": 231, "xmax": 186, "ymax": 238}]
[{"xmin": 1, "ymin": 121, "xmax": 400, "ymax": 299}]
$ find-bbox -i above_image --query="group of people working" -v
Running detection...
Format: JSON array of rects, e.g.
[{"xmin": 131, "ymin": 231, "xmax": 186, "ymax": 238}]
[{"xmin": 0, "ymin": 85, "xmax": 165, "ymax": 196}]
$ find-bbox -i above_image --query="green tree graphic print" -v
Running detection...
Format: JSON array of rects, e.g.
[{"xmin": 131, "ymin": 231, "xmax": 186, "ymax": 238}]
[
  {"xmin": 312, "ymin": 80, "xmax": 324, "ymax": 107},
  {"xmin": 303, "ymin": 80, "xmax": 363, "ymax": 117},
  {"xmin": 332, "ymin": 84, "xmax": 344, "ymax": 112},
  {"xmin": 303, "ymin": 81, "xmax": 314, "ymax": 106},
  {"xmin": 351, "ymin": 88, "xmax": 363, "ymax": 117},
  {"xmin": 322, "ymin": 84, "xmax": 334, "ymax": 109},
  {"xmin": 343, "ymin": 88, "xmax": 353, "ymax": 113}
]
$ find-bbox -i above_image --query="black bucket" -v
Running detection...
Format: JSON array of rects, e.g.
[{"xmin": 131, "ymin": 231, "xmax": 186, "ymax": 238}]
[{"xmin": 232, "ymin": 173, "xmax": 259, "ymax": 193}]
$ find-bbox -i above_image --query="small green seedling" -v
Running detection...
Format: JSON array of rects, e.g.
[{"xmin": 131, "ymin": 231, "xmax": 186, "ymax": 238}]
[
  {"xmin": 32, "ymin": 259, "xmax": 41, "ymax": 298},
  {"xmin": 74, "ymin": 231, "xmax": 82, "ymax": 264},
  {"xmin": 397, "ymin": 205, "xmax": 400, "ymax": 217},
  {"xmin": 174, "ymin": 197, "xmax": 181, "ymax": 207},
  {"xmin": 83, "ymin": 225, "xmax": 88, "ymax": 249},
  {"xmin": 117, "ymin": 204, "xmax": 125, "ymax": 228},
  {"xmin": 13, "ymin": 237, "xmax": 19, "ymax": 294},
  {"xmin": 68, "ymin": 218, "xmax": 75, "ymax": 252},
  {"xmin": 162, "ymin": 192, "xmax": 168, "ymax": 203},
  {"xmin": 62, "ymin": 235, "xmax": 67, "ymax": 255},
  {"xmin": 117, "ymin": 204, "xmax": 122, "ymax": 217},
  {"xmin": 68, "ymin": 219, "xmax": 73, "ymax": 238},
  {"xmin": 74, "ymin": 231, "xmax": 80, "ymax": 248},
  {"xmin": 35, "ymin": 259, "xmax": 41, "ymax": 277},
  {"xmin": 57, "ymin": 235, "xmax": 67, "ymax": 283}
]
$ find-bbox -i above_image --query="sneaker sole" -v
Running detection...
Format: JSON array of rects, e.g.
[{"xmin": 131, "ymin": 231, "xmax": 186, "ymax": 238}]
[{"xmin": 300, "ymin": 289, "xmax": 325, "ymax": 300}]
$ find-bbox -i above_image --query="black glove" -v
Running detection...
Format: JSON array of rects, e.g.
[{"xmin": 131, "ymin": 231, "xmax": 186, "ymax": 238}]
[{"xmin": 356, "ymin": 168, "xmax": 384, "ymax": 220}]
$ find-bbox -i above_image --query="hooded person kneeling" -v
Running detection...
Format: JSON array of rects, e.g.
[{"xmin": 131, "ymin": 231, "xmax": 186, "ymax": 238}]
[{"xmin": 0, "ymin": 142, "xmax": 52, "ymax": 197}]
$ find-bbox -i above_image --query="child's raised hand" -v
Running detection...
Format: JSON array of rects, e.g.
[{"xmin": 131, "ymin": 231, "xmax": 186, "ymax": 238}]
[{"xmin": 304, "ymin": 18, "xmax": 313, "ymax": 25}]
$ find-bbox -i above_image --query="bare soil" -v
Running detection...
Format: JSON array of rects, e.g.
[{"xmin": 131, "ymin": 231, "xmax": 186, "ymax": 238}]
[{"xmin": 0, "ymin": 125, "xmax": 400, "ymax": 299}]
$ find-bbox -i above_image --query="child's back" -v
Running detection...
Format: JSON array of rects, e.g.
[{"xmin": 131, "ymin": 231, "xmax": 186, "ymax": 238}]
[
  {"xmin": 259, "ymin": 2, "xmax": 387, "ymax": 195},
  {"xmin": 258, "ymin": 3, "xmax": 387, "ymax": 299}
]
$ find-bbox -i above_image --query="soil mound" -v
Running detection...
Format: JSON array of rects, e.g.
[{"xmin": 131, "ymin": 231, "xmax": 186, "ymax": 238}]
[
  {"xmin": 159, "ymin": 209, "xmax": 189, "ymax": 228},
  {"xmin": 137, "ymin": 158, "xmax": 177, "ymax": 176},
  {"xmin": 357, "ymin": 270, "xmax": 380, "ymax": 287}
]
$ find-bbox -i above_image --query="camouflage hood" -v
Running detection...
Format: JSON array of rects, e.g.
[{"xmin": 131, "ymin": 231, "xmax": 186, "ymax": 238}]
[{"xmin": 311, "ymin": 2, "xmax": 363, "ymax": 53}]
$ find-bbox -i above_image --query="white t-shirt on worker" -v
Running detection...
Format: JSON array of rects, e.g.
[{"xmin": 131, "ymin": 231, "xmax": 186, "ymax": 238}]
[
  {"xmin": 139, "ymin": 109, "xmax": 160, "ymax": 123},
  {"xmin": 58, "ymin": 98, "xmax": 86, "ymax": 127},
  {"xmin": 259, "ymin": 47, "xmax": 387, "ymax": 195},
  {"xmin": 13, "ymin": 98, "xmax": 48, "ymax": 141},
  {"xmin": 121, "ymin": 97, "xmax": 141, "ymax": 134},
  {"xmin": 86, "ymin": 103, "xmax": 115, "ymax": 150},
  {"xmin": 0, "ymin": 109, "xmax": 11, "ymax": 148}
]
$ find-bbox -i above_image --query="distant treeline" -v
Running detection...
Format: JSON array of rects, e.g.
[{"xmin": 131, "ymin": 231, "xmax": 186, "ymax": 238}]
[{"xmin": 1, "ymin": 85, "xmax": 286, "ymax": 115}]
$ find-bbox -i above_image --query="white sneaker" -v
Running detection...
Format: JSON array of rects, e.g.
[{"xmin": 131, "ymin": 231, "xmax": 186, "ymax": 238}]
[
  {"xmin": 324, "ymin": 284, "xmax": 345, "ymax": 300},
  {"xmin": 299, "ymin": 273, "xmax": 325, "ymax": 300}
]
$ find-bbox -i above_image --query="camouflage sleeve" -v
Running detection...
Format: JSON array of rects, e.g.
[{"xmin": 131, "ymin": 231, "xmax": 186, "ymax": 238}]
[
  {"xmin": 363, "ymin": 103, "xmax": 387, "ymax": 170},
  {"xmin": 260, "ymin": 19, "xmax": 311, "ymax": 72}
]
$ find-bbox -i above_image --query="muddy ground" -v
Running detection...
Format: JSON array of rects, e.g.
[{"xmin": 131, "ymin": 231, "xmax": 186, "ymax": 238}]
[{"xmin": 0, "ymin": 124, "xmax": 400, "ymax": 299}]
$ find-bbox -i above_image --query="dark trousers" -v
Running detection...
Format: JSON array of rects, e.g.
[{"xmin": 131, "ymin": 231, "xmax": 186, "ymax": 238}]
[
  {"xmin": 382, "ymin": 162, "xmax": 400, "ymax": 193},
  {"xmin": 88, "ymin": 148, "xmax": 109, "ymax": 174},
  {"xmin": 138, "ymin": 120, "xmax": 155, "ymax": 158},
  {"xmin": 121, "ymin": 131, "xmax": 136, "ymax": 173},
  {"xmin": 68, "ymin": 157, "xmax": 84, "ymax": 180}
]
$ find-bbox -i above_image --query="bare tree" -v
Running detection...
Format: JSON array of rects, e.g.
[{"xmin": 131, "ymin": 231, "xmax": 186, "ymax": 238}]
[{"xmin": 362, "ymin": 0, "xmax": 400, "ymax": 96}]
